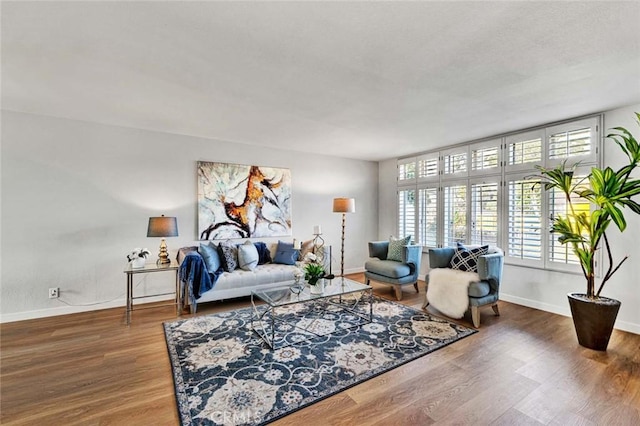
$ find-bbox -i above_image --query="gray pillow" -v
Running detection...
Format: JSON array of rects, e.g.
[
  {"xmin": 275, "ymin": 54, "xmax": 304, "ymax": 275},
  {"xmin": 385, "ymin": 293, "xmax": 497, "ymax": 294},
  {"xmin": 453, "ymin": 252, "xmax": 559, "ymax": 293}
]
[
  {"xmin": 237, "ymin": 240, "xmax": 259, "ymax": 271},
  {"xmin": 387, "ymin": 235, "xmax": 411, "ymax": 262},
  {"xmin": 199, "ymin": 242, "xmax": 221, "ymax": 273}
]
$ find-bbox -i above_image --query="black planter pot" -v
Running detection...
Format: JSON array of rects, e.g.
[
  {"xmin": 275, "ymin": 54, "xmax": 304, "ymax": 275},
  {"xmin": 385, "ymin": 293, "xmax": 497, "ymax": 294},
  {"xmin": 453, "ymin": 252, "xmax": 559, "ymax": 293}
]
[{"xmin": 567, "ymin": 293, "xmax": 621, "ymax": 351}]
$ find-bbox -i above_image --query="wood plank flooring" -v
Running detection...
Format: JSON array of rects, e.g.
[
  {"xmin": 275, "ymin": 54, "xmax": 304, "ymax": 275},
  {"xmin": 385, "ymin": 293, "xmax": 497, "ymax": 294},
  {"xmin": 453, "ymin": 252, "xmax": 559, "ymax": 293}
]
[{"xmin": 1, "ymin": 273, "xmax": 639, "ymax": 425}]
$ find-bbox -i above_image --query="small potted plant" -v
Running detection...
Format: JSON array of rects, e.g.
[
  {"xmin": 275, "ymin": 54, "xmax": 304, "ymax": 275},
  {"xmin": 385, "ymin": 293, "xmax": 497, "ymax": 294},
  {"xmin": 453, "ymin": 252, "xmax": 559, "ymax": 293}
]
[
  {"xmin": 127, "ymin": 248, "xmax": 150, "ymax": 269},
  {"xmin": 536, "ymin": 113, "xmax": 640, "ymax": 350},
  {"xmin": 301, "ymin": 252, "xmax": 334, "ymax": 294}
]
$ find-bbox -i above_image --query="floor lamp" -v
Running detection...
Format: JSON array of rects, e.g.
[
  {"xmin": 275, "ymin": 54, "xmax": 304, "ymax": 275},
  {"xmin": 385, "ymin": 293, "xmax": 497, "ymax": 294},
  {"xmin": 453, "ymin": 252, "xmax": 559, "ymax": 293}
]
[{"xmin": 332, "ymin": 198, "xmax": 355, "ymax": 277}]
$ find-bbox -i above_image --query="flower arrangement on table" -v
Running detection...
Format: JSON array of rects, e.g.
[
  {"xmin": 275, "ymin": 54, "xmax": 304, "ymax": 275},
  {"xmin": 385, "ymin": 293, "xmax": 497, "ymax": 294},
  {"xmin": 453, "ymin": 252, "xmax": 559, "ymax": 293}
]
[
  {"xmin": 296, "ymin": 252, "xmax": 334, "ymax": 288},
  {"xmin": 126, "ymin": 248, "xmax": 150, "ymax": 262}
]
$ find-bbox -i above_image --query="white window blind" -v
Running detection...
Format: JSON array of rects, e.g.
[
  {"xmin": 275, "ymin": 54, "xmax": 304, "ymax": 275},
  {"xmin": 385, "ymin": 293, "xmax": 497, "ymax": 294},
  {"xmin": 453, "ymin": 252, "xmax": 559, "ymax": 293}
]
[
  {"xmin": 507, "ymin": 135, "xmax": 543, "ymax": 168},
  {"xmin": 443, "ymin": 184, "xmax": 467, "ymax": 247},
  {"xmin": 470, "ymin": 181, "xmax": 499, "ymax": 246},
  {"xmin": 418, "ymin": 186, "xmax": 438, "ymax": 247},
  {"xmin": 471, "ymin": 143, "xmax": 500, "ymax": 174},
  {"xmin": 547, "ymin": 174, "xmax": 590, "ymax": 266},
  {"xmin": 398, "ymin": 157, "xmax": 416, "ymax": 184},
  {"xmin": 442, "ymin": 148, "xmax": 468, "ymax": 177},
  {"xmin": 417, "ymin": 155, "xmax": 439, "ymax": 181},
  {"xmin": 398, "ymin": 189, "xmax": 416, "ymax": 240},
  {"xmin": 507, "ymin": 177, "xmax": 542, "ymax": 261},
  {"xmin": 546, "ymin": 118, "xmax": 599, "ymax": 165}
]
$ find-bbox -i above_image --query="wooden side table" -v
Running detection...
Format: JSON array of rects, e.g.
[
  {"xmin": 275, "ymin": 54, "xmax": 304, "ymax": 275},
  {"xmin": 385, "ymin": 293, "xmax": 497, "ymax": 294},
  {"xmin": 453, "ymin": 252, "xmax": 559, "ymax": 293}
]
[{"xmin": 123, "ymin": 261, "xmax": 179, "ymax": 325}]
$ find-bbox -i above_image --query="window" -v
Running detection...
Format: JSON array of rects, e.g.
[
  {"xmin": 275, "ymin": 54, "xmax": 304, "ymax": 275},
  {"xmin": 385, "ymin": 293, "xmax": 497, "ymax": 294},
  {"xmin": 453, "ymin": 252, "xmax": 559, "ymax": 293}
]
[
  {"xmin": 470, "ymin": 139, "xmax": 501, "ymax": 176},
  {"xmin": 470, "ymin": 180, "xmax": 499, "ymax": 246},
  {"xmin": 506, "ymin": 130, "xmax": 544, "ymax": 172},
  {"xmin": 547, "ymin": 172, "xmax": 591, "ymax": 267},
  {"xmin": 417, "ymin": 154, "xmax": 439, "ymax": 182},
  {"xmin": 442, "ymin": 147, "xmax": 468, "ymax": 178},
  {"xmin": 443, "ymin": 183, "xmax": 467, "ymax": 247},
  {"xmin": 506, "ymin": 175, "xmax": 542, "ymax": 264},
  {"xmin": 546, "ymin": 117, "xmax": 599, "ymax": 166},
  {"xmin": 396, "ymin": 114, "xmax": 601, "ymax": 274},
  {"xmin": 417, "ymin": 186, "xmax": 438, "ymax": 247},
  {"xmin": 398, "ymin": 157, "xmax": 416, "ymax": 184},
  {"xmin": 398, "ymin": 188, "xmax": 415, "ymax": 241}
]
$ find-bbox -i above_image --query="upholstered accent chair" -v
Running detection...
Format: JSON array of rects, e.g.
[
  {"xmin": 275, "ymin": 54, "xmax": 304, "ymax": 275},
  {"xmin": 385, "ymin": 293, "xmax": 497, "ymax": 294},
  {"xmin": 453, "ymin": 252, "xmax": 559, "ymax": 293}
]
[
  {"xmin": 364, "ymin": 241, "xmax": 422, "ymax": 300},
  {"xmin": 423, "ymin": 246, "xmax": 504, "ymax": 328}
]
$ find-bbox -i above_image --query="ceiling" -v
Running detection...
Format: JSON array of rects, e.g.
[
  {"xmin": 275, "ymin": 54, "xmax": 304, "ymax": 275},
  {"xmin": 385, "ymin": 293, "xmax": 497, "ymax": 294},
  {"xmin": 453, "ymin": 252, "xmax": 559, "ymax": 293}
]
[{"xmin": 2, "ymin": 1, "xmax": 639, "ymax": 161}]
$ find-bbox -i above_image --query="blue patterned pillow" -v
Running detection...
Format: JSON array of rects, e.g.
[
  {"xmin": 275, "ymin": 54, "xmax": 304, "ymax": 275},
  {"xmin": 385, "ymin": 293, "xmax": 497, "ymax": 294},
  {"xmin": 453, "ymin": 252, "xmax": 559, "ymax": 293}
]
[
  {"xmin": 217, "ymin": 240, "xmax": 238, "ymax": 272},
  {"xmin": 387, "ymin": 235, "xmax": 411, "ymax": 262},
  {"xmin": 449, "ymin": 244, "xmax": 488, "ymax": 272}
]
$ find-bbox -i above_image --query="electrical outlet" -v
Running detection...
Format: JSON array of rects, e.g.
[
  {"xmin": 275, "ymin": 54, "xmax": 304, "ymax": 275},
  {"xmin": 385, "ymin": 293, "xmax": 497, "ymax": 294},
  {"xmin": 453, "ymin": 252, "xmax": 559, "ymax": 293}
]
[{"xmin": 48, "ymin": 288, "xmax": 59, "ymax": 299}]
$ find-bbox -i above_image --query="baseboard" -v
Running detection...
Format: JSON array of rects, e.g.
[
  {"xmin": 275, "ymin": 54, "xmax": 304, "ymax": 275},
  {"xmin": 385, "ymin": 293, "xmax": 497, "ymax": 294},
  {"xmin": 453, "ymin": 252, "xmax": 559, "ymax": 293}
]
[
  {"xmin": 500, "ymin": 293, "xmax": 640, "ymax": 335},
  {"xmin": 0, "ymin": 295, "xmax": 173, "ymax": 323}
]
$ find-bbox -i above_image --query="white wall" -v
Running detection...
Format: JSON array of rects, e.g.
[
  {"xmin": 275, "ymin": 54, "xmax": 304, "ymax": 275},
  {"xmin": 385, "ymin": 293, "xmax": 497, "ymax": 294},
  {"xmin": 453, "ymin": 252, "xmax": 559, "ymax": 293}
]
[
  {"xmin": 378, "ymin": 104, "xmax": 640, "ymax": 334},
  {"xmin": 0, "ymin": 111, "xmax": 378, "ymax": 322}
]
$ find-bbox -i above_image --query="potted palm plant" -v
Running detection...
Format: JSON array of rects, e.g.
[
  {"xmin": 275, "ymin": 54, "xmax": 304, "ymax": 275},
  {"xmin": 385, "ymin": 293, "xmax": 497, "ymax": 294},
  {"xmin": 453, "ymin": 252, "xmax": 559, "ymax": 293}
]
[{"xmin": 537, "ymin": 113, "xmax": 640, "ymax": 350}]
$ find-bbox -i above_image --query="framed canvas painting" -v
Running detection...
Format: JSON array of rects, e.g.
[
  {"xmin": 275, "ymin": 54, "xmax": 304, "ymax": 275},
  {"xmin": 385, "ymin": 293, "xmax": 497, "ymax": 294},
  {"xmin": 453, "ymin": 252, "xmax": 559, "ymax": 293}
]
[{"xmin": 198, "ymin": 162, "xmax": 292, "ymax": 240}]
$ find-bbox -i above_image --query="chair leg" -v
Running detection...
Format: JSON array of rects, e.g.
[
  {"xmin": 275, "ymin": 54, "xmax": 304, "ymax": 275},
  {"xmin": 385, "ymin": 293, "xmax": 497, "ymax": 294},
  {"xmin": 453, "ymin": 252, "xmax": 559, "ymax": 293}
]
[
  {"xmin": 393, "ymin": 285, "xmax": 403, "ymax": 301},
  {"xmin": 413, "ymin": 282, "xmax": 419, "ymax": 293},
  {"xmin": 422, "ymin": 295, "xmax": 429, "ymax": 310},
  {"xmin": 366, "ymin": 278, "xmax": 370, "ymax": 285},
  {"xmin": 492, "ymin": 303, "xmax": 500, "ymax": 316},
  {"xmin": 471, "ymin": 305, "xmax": 480, "ymax": 328}
]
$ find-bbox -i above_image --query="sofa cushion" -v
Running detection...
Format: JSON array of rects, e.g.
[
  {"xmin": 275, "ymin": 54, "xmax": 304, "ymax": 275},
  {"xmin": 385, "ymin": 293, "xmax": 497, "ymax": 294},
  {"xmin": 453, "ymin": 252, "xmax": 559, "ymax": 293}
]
[
  {"xmin": 273, "ymin": 241, "xmax": 299, "ymax": 265},
  {"xmin": 199, "ymin": 242, "xmax": 221, "ymax": 273},
  {"xmin": 449, "ymin": 245, "xmax": 488, "ymax": 272},
  {"xmin": 468, "ymin": 280, "xmax": 491, "ymax": 298},
  {"xmin": 218, "ymin": 240, "xmax": 238, "ymax": 272},
  {"xmin": 237, "ymin": 240, "xmax": 259, "ymax": 271},
  {"xmin": 387, "ymin": 235, "xmax": 411, "ymax": 262},
  {"xmin": 364, "ymin": 259, "xmax": 411, "ymax": 279}
]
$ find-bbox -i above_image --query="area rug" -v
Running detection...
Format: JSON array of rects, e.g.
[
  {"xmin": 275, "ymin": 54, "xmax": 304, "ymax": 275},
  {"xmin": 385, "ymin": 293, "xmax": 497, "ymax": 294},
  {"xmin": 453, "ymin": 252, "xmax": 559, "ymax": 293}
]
[{"xmin": 164, "ymin": 296, "xmax": 476, "ymax": 425}]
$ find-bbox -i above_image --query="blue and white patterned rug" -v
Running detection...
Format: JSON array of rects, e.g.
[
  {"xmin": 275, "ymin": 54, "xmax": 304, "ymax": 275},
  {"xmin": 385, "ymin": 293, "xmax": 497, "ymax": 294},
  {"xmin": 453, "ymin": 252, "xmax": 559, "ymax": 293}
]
[{"xmin": 164, "ymin": 296, "xmax": 476, "ymax": 425}]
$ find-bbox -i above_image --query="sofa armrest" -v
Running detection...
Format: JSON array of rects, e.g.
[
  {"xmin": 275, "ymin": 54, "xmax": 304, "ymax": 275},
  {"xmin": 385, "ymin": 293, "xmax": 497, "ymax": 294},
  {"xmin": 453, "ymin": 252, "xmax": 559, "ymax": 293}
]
[
  {"xmin": 428, "ymin": 247, "xmax": 455, "ymax": 269},
  {"xmin": 477, "ymin": 253, "xmax": 503, "ymax": 293},
  {"xmin": 368, "ymin": 241, "xmax": 389, "ymax": 260}
]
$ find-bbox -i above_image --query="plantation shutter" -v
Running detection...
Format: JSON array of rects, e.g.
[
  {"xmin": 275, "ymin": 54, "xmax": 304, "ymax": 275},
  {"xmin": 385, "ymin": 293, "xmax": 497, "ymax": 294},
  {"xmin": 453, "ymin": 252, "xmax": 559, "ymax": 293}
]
[
  {"xmin": 470, "ymin": 139, "xmax": 501, "ymax": 176},
  {"xmin": 443, "ymin": 183, "xmax": 467, "ymax": 247},
  {"xmin": 397, "ymin": 157, "xmax": 417, "ymax": 184},
  {"xmin": 398, "ymin": 188, "xmax": 416, "ymax": 240},
  {"xmin": 546, "ymin": 117, "xmax": 599, "ymax": 166},
  {"xmin": 506, "ymin": 176, "xmax": 543, "ymax": 264},
  {"xmin": 417, "ymin": 186, "xmax": 438, "ymax": 247},
  {"xmin": 470, "ymin": 180, "xmax": 499, "ymax": 246},
  {"xmin": 417, "ymin": 154, "xmax": 439, "ymax": 182},
  {"xmin": 505, "ymin": 130, "xmax": 544, "ymax": 172},
  {"xmin": 442, "ymin": 147, "xmax": 468, "ymax": 179}
]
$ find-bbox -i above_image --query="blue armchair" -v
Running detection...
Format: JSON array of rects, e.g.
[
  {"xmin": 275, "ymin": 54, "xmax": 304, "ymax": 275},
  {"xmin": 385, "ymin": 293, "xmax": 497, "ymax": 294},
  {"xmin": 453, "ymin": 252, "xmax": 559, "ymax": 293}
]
[
  {"xmin": 364, "ymin": 241, "xmax": 422, "ymax": 300},
  {"xmin": 423, "ymin": 246, "xmax": 504, "ymax": 327}
]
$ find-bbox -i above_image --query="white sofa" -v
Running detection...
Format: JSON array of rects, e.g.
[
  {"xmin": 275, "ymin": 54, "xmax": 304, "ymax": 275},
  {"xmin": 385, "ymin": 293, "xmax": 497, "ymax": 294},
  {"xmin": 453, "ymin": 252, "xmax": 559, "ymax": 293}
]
[{"xmin": 178, "ymin": 243, "xmax": 331, "ymax": 310}]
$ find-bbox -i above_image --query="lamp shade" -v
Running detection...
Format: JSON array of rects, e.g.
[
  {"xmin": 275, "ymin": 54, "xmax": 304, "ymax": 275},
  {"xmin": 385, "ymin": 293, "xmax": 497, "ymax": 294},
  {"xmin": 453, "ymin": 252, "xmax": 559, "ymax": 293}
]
[
  {"xmin": 147, "ymin": 215, "xmax": 179, "ymax": 237},
  {"xmin": 332, "ymin": 198, "xmax": 355, "ymax": 213}
]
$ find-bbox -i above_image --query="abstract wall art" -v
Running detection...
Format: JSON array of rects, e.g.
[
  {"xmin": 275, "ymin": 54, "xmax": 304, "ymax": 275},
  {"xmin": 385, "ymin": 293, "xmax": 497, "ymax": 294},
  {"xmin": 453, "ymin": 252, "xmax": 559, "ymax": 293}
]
[{"xmin": 198, "ymin": 161, "xmax": 292, "ymax": 240}]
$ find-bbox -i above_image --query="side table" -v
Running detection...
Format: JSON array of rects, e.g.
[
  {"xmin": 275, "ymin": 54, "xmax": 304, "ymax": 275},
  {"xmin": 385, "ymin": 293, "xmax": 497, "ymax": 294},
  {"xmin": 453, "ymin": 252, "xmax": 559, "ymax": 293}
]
[{"xmin": 123, "ymin": 261, "xmax": 179, "ymax": 325}]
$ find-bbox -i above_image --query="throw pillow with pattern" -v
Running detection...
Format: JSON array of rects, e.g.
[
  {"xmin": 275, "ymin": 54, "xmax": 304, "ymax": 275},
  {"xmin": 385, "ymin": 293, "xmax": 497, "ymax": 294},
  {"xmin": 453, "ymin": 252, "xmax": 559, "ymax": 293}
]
[
  {"xmin": 449, "ymin": 244, "xmax": 489, "ymax": 272},
  {"xmin": 217, "ymin": 240, "xmax": 238, "ymax": 272},
  {"xmin": 387, "ymin": 235, "xmax": 411, "ymax": 262}
]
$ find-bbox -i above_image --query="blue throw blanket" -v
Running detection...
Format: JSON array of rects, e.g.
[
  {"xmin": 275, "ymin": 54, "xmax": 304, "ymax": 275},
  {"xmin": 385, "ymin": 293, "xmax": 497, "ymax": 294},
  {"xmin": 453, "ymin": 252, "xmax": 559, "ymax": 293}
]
[{"xmin": 179, "ymin": 252, "xmax": 218, "ymax": 313}]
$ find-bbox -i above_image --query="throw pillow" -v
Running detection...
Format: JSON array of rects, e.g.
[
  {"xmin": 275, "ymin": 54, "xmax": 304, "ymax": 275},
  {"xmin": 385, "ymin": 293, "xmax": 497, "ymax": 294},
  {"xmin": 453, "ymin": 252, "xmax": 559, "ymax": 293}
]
[
  {"xmin": 273, "ymin": 241, "xmax": 299, "ymax": 265},
  {"xmin": 237, "ymin": 240, "xmax": 259, "ymax": 271},
  {"xmin": 449, "ymin": 245, "xmax": 489, "ymax": 272},
  {"xmin": 387, "ymin": 235, "xmax": 411, "ymax": 262},
  {"xmin": 199, "ymin": 242, "xmax": 221, "ymax": 273},
  {"xmin": 253, "ymin": 242, "xmax": 272, "ymax": 265},
  {"xmin": 299, "ymin": 239, "xmax": 314, "ymax": 260},
  {"xmin": 217, "ymin": 240, "xmax": 238, "ymax": 272}
]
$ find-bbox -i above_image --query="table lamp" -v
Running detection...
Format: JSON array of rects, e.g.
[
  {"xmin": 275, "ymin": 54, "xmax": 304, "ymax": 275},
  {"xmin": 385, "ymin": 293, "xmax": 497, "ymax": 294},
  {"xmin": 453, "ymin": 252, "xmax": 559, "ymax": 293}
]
[{"xmin": 147, "ymin": 215, "xmax": 179, "ymax": 265}]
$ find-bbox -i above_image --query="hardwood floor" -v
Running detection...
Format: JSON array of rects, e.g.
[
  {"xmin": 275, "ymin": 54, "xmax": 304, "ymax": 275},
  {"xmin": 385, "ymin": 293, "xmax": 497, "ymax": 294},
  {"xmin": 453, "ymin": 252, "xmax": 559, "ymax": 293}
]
[{"xmin": 2, "ymin": 273, "xmax": 639, "ymax": 425}]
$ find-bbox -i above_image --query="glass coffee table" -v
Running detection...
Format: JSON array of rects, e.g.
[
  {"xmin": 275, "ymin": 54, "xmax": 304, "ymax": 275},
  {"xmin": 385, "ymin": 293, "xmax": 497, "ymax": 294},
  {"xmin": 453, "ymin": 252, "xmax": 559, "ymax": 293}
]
[{"xmin": 250, "ymin": 277, "xmax": 373, "ymax": 349}]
